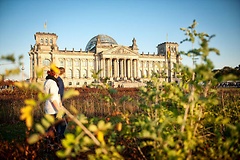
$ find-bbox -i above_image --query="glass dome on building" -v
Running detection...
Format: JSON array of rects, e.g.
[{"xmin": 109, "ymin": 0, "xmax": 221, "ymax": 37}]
[{"xmin": 85, "ymin": 34, "xmax": 118, "ymax": 51}]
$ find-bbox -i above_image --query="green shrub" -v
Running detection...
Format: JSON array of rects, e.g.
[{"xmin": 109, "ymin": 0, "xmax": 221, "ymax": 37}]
[{"xmin": 1, "ymin": 20, "xmax": 239, "ymax": 159}]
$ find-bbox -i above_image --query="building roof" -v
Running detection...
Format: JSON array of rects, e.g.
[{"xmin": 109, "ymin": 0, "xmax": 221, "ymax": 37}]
[{"xmin": 85, "ymin": 34, "xmax": 118, "ymax": 51}]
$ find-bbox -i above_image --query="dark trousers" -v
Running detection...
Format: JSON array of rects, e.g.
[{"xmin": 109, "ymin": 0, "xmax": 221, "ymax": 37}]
[{"xmin": 47, "ymin": 114, "xmax": 67, "ymax": 143}]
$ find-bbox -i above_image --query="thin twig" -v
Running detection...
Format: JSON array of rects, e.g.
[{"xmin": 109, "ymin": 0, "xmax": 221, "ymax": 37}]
[{"xmin": 61, "ymin": 105, "xmax": 101, "ymax": 146}]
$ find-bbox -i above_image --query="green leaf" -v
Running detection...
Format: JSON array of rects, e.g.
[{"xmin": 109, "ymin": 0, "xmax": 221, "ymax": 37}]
[
  {"xmin": 97, "ymin": 120, "xmax": 105, "ymax": 130},
  {"xmin": 63, "ymin": 89, "xmax": 79, "ymax": 100},
  {"xmin": 82, "ymin": 136, "xmax": 93, "ymax": 145},
  {"xmin": 27, "ymin": 133, "xmax": 40, "ymax": 144},
  {"xmin": 44, "ymin": 114, "xmax": 55, "ymax": 124},
  {"xmin": 35, "ymin": 123, "xmax": 45, "ymax": 134},
  {"xmin": 24, "ymin": 99, "xmax": 36, "ymax": 107},
  {"xmin": 109, "ymin": 88, "xmax": 117, "ymax": 94},
  {"xmin": 38, "ymin": 92, "xmax": 51, "ymax": 102},
  {"xmin": 56, "ymin": 150, "xmax": 67, "ymax": 158},
  {"xmin": 89, "ymin": 124, "xmax": 98, "ymax": 132},
  {"xmin": 41, "ymin": 118, "xmax": 51, "ymax": 129}
]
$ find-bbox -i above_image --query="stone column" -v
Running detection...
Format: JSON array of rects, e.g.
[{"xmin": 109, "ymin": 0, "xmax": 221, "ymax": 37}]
[
  {"xmin": 33, "ymin": 53, "xmax": 37, "ymax": 79},
  {"xmin": 130, "ymin": 59, "xmax": 133, "ymax": 79},
  {"xmin": 124, "ymin": 59, "xmax": 127, "ymax": 79},
  {"xmin": 100, "ymin": 58, "xmax": 102, "ymax": 78},
  {"xmin": 110, "ymin": 58, "xmax": 112, "ymax": 78},
  {"xmin": 136, "ymin": 60, "xmax": 139, "ymax": 78},
  {"xmin": 72, "ymin": 59, "xmax": 74, "ymax": 79},
  {"xmin": 112, "ymin": 59, "xmax": 115, "ymax": 78},
  {"xmin": 148, "ymin": 61, "xmax": 150, "ymax": 78},
  {"xmin": 30, "ymin": 54, "xmax": 33, "ymax": 80},
  {"xmin": 133, "ymin": 59, "xmax": 136, "ymax": 78},
  {"xmin": 126, "ymin": 59, "xmax": 129, "ymax": 78},
  {"xmin": 120, "ymin": 59, "xmax": 124, "ymax": 78},
  {"xmin": 114, "ymin": 59, "xmax": 116, "ymax": 78},
  {"xmin": 95, "ymin": 56, "xmax": 98, "ymax": 73},
  {"xmin": 106, "ymin": 59, "xmax": 109, "ymax": 77},
  {"xmin": 79, "ymin": 59, "xmax": 82, "ymax": 78},
  {"xmin": 64, "ymin": 58, "xmax": 67, "ymax": 78},
  {"xmin": 87, "ymin": 59, "xmax": 89, "ymax": 78},
  {"xmin": 103, "ymin": 58, "xmax": 105, "ymax": 78},
  {"xmin": 116, "ymin": 59, "xmax": 119, "ymax": 79}
]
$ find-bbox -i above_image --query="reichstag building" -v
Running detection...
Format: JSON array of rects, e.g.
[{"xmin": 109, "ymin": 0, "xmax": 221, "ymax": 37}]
[{"xmin": 29, "ymin": 32, "xmax": 181, "ymax": 87}]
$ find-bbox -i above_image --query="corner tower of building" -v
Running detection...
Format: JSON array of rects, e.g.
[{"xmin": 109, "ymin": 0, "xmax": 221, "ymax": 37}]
[{"xmin": 34, "ymin": 32, "xmax": 58, "ymax": 52}]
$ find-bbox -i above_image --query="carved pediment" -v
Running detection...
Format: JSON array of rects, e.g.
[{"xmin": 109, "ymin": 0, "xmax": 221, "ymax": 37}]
[{"xmin": 101, "ymin": 46, "xmax": 138, "ymax": 56}]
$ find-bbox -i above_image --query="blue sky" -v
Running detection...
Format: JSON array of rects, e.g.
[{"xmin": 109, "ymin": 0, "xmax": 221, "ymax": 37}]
[{"xmin": 0, "ymin": 0, "xmax": 239, "ymax": 80}]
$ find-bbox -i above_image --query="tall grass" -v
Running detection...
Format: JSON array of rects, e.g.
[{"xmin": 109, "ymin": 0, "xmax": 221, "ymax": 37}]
[{"xmin": 0, "ymin": 87, "xmax": 140, "ymax": 124}]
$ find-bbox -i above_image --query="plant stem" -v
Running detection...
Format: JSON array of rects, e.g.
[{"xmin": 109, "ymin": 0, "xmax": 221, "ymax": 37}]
[{"xmin": 61, "ymin": 105, "xmax": 101, "ymax": 146}]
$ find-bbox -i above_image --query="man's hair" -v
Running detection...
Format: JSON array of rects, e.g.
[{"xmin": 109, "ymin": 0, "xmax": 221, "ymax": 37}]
[{"xmin": 58, "ymin": 67, "xmax": 65, "ymax": 75}]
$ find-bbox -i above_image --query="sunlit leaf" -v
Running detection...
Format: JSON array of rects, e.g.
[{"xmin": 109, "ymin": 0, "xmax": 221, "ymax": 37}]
[
  {"xmin": 82, "ymin": 136, "xmax": 93, "ymax": 145},
  {"xmin": 56, "ymin": 150, "xmax": 66, "ymax": 158},
  {"xmin": 89, "ymin": 124, "xmax": 98, "ymax": 132},
  {"xmin": 97, "ymin": 120, "xmax": 105, "ymax": 130},
  {"xmin": 70, "ymin": 105, "xmax": 79, "ymax": 115},
  {"xmin": 35, "ymin": 123, "xmax": 45, "ymax": 134},
  {"xmin": 44, "ymin": 114, "xmax": 55, "ymax": 124},
  {"xmin": 63, "ymin": 89, "xmax": 79, "ymax": 100},
  {"xmin": 27, "ymin": 133, "xmax": 40, "ymax": 144},
  {"xmin": 24, "ymin": 99, "xmax": 36, "ymax": 107},
  {"xmin": 97, "ymin": 131, "xmax": 104, "ymax": 143},
  {"xmin": 36, "ymin": 66, "xmax": 44, "ymax": 78},
  {"xmin": 20, "ymin": 105, "xmax": 33, "ymax": 129},
  {"xmin": 38, "ymin": 92, "xmax": 51, "ymax": 102}
]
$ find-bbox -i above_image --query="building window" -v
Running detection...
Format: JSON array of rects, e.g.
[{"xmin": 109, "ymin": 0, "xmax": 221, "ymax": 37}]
[
  {"xmin": 148, "ymin": 62, "xmax": 151, "ymax": 68},
  {"xmin": 158, "ymin": 61, "xmax": 161, "ymax": 67},
  {"xmin": 140, "ymin": 61, "xmax": 143, "ymax": 67},
  {"xmin": 75, "ymin": 60, "xmax": 80, "ymax": 67},
  {"xmin": 145, "ymin": 70, "xmax": 148, "ymax": 77},
  {"xmin": 59, "ymin": 60, "xmax": 64, "ymax": 67},
  {"xmin": 43, "ymin": 59, "xmax": 51, "ymax": 66},
  {"xmin": 67, "ymin": 60, "xmax": 72, "ymax": 67},
  {"xmin": 40, "ymin": 38, "xmax": 44, "ymax": 44},
  {"xmin": 89, "ymin": 60, "xmax": 93, "ymax": 67},
  {"xmin": 45, "ymin": 38, "xmax": 48, "ymax": 44},
  {"xmin": 83, "ymin": 69, "xmax": 87, "ymax": 78},
  {"xmin": 50, "ymin": 39, "xmax": 53, "ymax": 44},
  {"xmin": 83, "ymin": 60, "xmax": 87, "ymax": 67},
  {"xmin": 76, "ymin": 82, "xmax": 80, "ymax": 85},
  {"xmin": 67, "ymin": 69, "xmax": 72, "ymax": 78},
  {"xmin": 69, "ymin": 82, "xmax": 72, "ymax": 86},
  {"xmin": 75, "ymin": 69, "xmax": 80, "ymax": 78},
  {"xmin": 145, "ymin": 62, "xmax": 147, "ymax": 67}
]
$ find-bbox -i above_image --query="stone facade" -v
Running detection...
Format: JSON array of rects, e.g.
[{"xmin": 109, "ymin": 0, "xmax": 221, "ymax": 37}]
[{"xmin": 29, "ymin": 32, "xmax": 181, "ymax": 87}]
